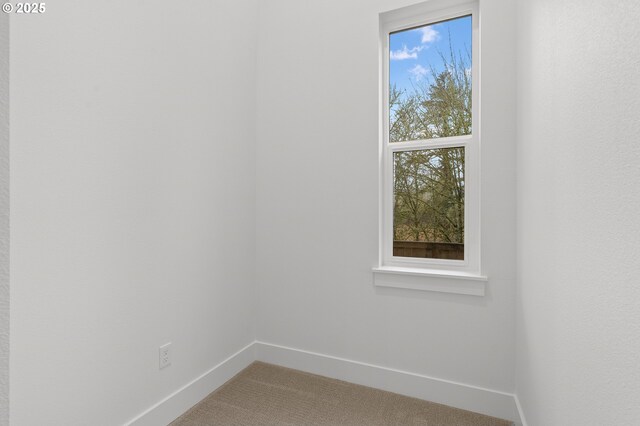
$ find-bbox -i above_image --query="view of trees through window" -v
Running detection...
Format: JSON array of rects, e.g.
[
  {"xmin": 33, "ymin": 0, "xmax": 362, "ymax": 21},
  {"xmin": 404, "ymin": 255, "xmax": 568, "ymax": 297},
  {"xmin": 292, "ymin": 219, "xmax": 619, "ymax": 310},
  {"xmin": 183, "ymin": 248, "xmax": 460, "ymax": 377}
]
[{"xmin": 389, "ymin": 15, "xmax": 471, "ymax": 260}]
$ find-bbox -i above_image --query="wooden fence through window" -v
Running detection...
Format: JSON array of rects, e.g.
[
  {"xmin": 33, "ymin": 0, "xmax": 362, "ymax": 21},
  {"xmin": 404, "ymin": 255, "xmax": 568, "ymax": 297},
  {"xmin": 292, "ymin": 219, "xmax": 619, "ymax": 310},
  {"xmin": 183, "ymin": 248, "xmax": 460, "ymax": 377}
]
[{"xmin": 393, "ymin": 241, "xmax": 464, "ymax": 260}]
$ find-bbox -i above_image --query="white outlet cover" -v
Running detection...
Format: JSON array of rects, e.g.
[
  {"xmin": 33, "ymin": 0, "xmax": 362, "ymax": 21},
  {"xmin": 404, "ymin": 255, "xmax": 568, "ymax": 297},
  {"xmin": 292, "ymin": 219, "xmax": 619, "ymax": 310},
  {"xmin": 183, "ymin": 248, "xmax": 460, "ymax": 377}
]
[{"xmin": 159, "ymin": 342, "xmax": 171, "ymax": 370}]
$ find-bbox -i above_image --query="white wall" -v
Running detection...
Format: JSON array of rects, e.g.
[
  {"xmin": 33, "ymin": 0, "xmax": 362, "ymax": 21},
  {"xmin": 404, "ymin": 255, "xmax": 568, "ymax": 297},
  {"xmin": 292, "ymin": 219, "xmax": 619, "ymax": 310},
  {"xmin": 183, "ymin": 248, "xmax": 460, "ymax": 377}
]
[
  {"xmin": 256, "ymin": 0, "xmax": 517, "ymax": 393},
  {"xmin": 17, "ymin": 1, "xmax": 640, "ymax": 424},
  {"xmin": 516, "ymin": 0, "xmax": 640, "ymax": 424},
  {"xmin": 9, "ymin": 1, "xmax": 257, "ymax": 425},
  {"xmin": 0, "ymin": 9, "xmax": 9, "ymax": 426}
]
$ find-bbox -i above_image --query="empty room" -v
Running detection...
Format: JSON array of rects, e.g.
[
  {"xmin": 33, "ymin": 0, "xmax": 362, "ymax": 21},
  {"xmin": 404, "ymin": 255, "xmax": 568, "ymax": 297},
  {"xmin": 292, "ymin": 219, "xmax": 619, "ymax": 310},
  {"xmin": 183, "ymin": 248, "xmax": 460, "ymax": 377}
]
[{"xmin": 0, "ymin": 0, "xmax": 639, "ymax": 425}]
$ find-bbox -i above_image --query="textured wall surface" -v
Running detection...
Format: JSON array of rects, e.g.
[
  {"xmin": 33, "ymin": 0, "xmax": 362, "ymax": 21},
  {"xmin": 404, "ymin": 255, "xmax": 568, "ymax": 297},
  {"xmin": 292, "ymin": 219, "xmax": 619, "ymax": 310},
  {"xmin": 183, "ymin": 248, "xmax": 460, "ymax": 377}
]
[
  {"xmin": 0, "ymin": 11, "xmax": 8, "ymax": 426},
  {"xmin": 256, "ymin": 0, "xmax": 517, "ymax": 393},
  {"xmin": 10, "ymin": 1, "xmax": 257, "ymax": 424},
  {"xmin": 516, "ymin": 0, "xmax": 640, "ymax": 424}
]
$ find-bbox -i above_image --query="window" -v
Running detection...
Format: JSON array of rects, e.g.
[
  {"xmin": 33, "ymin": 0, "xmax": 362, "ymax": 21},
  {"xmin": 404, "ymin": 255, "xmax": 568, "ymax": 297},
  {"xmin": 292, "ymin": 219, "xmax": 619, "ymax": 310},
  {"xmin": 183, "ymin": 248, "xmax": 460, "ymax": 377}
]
[{"xmin": 375, "ymin": 1, "xmax": 485, "ymax": 293}]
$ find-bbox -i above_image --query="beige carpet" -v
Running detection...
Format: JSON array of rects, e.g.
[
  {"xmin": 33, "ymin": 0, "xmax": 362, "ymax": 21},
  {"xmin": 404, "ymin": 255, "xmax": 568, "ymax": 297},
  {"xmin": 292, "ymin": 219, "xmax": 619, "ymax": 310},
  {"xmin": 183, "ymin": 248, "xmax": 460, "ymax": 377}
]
[{"xmin": 170, "ymin": 362, "xmax": 512, "ymax": 426}]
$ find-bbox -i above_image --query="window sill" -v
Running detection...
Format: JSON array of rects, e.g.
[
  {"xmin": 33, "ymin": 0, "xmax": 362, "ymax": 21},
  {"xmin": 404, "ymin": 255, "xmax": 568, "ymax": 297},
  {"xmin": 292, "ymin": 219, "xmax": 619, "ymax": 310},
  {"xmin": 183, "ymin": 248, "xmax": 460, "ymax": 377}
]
[{"xmin": 372, "ymin": 266, "xmax": 487, "ymax": 296}]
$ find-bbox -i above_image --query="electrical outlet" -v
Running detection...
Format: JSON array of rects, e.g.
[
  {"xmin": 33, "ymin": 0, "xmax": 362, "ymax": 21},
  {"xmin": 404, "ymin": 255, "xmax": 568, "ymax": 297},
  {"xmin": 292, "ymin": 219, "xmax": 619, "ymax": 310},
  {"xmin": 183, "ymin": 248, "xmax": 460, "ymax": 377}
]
[{"xmin": 159, "ymin": 342, "xmax": 171, "ymax": 370}]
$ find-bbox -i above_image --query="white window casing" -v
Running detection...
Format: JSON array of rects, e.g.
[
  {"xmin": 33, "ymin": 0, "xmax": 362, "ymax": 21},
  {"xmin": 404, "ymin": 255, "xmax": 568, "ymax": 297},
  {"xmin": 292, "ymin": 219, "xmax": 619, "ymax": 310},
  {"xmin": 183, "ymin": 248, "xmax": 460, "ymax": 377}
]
[{"xmin": 374, "ymin": 0, "xmax": 487, "ymax": 295}]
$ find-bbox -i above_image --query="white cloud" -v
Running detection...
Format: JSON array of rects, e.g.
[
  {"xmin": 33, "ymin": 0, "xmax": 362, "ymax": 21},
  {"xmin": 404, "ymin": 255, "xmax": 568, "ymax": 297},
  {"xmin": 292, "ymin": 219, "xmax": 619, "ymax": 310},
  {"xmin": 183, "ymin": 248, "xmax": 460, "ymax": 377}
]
[
  {"xmin": 418, "ymin": 26, "xmax": 439, "ymax": 45},
  {"xmin": 390, "ymin": 45, "xmax": 423, "ymax": 61},
  {"xmin": 409, "ymin": 64, "xmax": 428, "ymax": 81}
]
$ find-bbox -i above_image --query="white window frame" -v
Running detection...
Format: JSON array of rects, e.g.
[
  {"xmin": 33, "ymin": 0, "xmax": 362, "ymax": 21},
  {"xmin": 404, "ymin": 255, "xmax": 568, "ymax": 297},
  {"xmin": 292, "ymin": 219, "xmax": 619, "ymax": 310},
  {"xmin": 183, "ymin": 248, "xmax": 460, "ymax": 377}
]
[{"xmin": 374, "ymin": 0, "xmax": 486, "ymax": 294}]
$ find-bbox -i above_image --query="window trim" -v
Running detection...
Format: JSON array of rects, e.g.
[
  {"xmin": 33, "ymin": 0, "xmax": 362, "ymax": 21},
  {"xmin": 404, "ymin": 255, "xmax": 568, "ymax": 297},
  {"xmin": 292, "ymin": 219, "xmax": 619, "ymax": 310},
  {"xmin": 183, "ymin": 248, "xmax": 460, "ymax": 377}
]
[{"xmin": 375, "ymin": 0, "xmax": 484, "ymax": 292}]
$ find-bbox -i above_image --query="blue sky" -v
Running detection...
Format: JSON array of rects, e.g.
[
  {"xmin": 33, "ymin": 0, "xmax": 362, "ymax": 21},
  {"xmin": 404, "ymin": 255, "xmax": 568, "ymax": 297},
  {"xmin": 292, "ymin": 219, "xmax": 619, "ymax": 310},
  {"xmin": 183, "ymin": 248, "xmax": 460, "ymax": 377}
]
[{"xmin": 389, "ymin": 15, "xmax": 472, "ymax": 97}]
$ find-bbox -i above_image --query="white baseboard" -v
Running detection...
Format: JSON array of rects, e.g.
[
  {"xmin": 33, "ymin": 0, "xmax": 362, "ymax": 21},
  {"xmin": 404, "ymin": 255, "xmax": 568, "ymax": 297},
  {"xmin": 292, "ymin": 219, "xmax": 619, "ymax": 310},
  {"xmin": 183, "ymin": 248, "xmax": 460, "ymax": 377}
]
[
  {"xmin": 255, "ymin": 341, "xmax": 522, "ymax": 424},
  {"xmin": 514, "ymin": 393, "xmax": 528, "ymax": 426},
  {"xmin": 125, "ymin": 340, "xmax": 524, "ymax": 426},
  {"xmin": 125, "ymin": 342, "xmax": 255, "ymax": 426}
]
